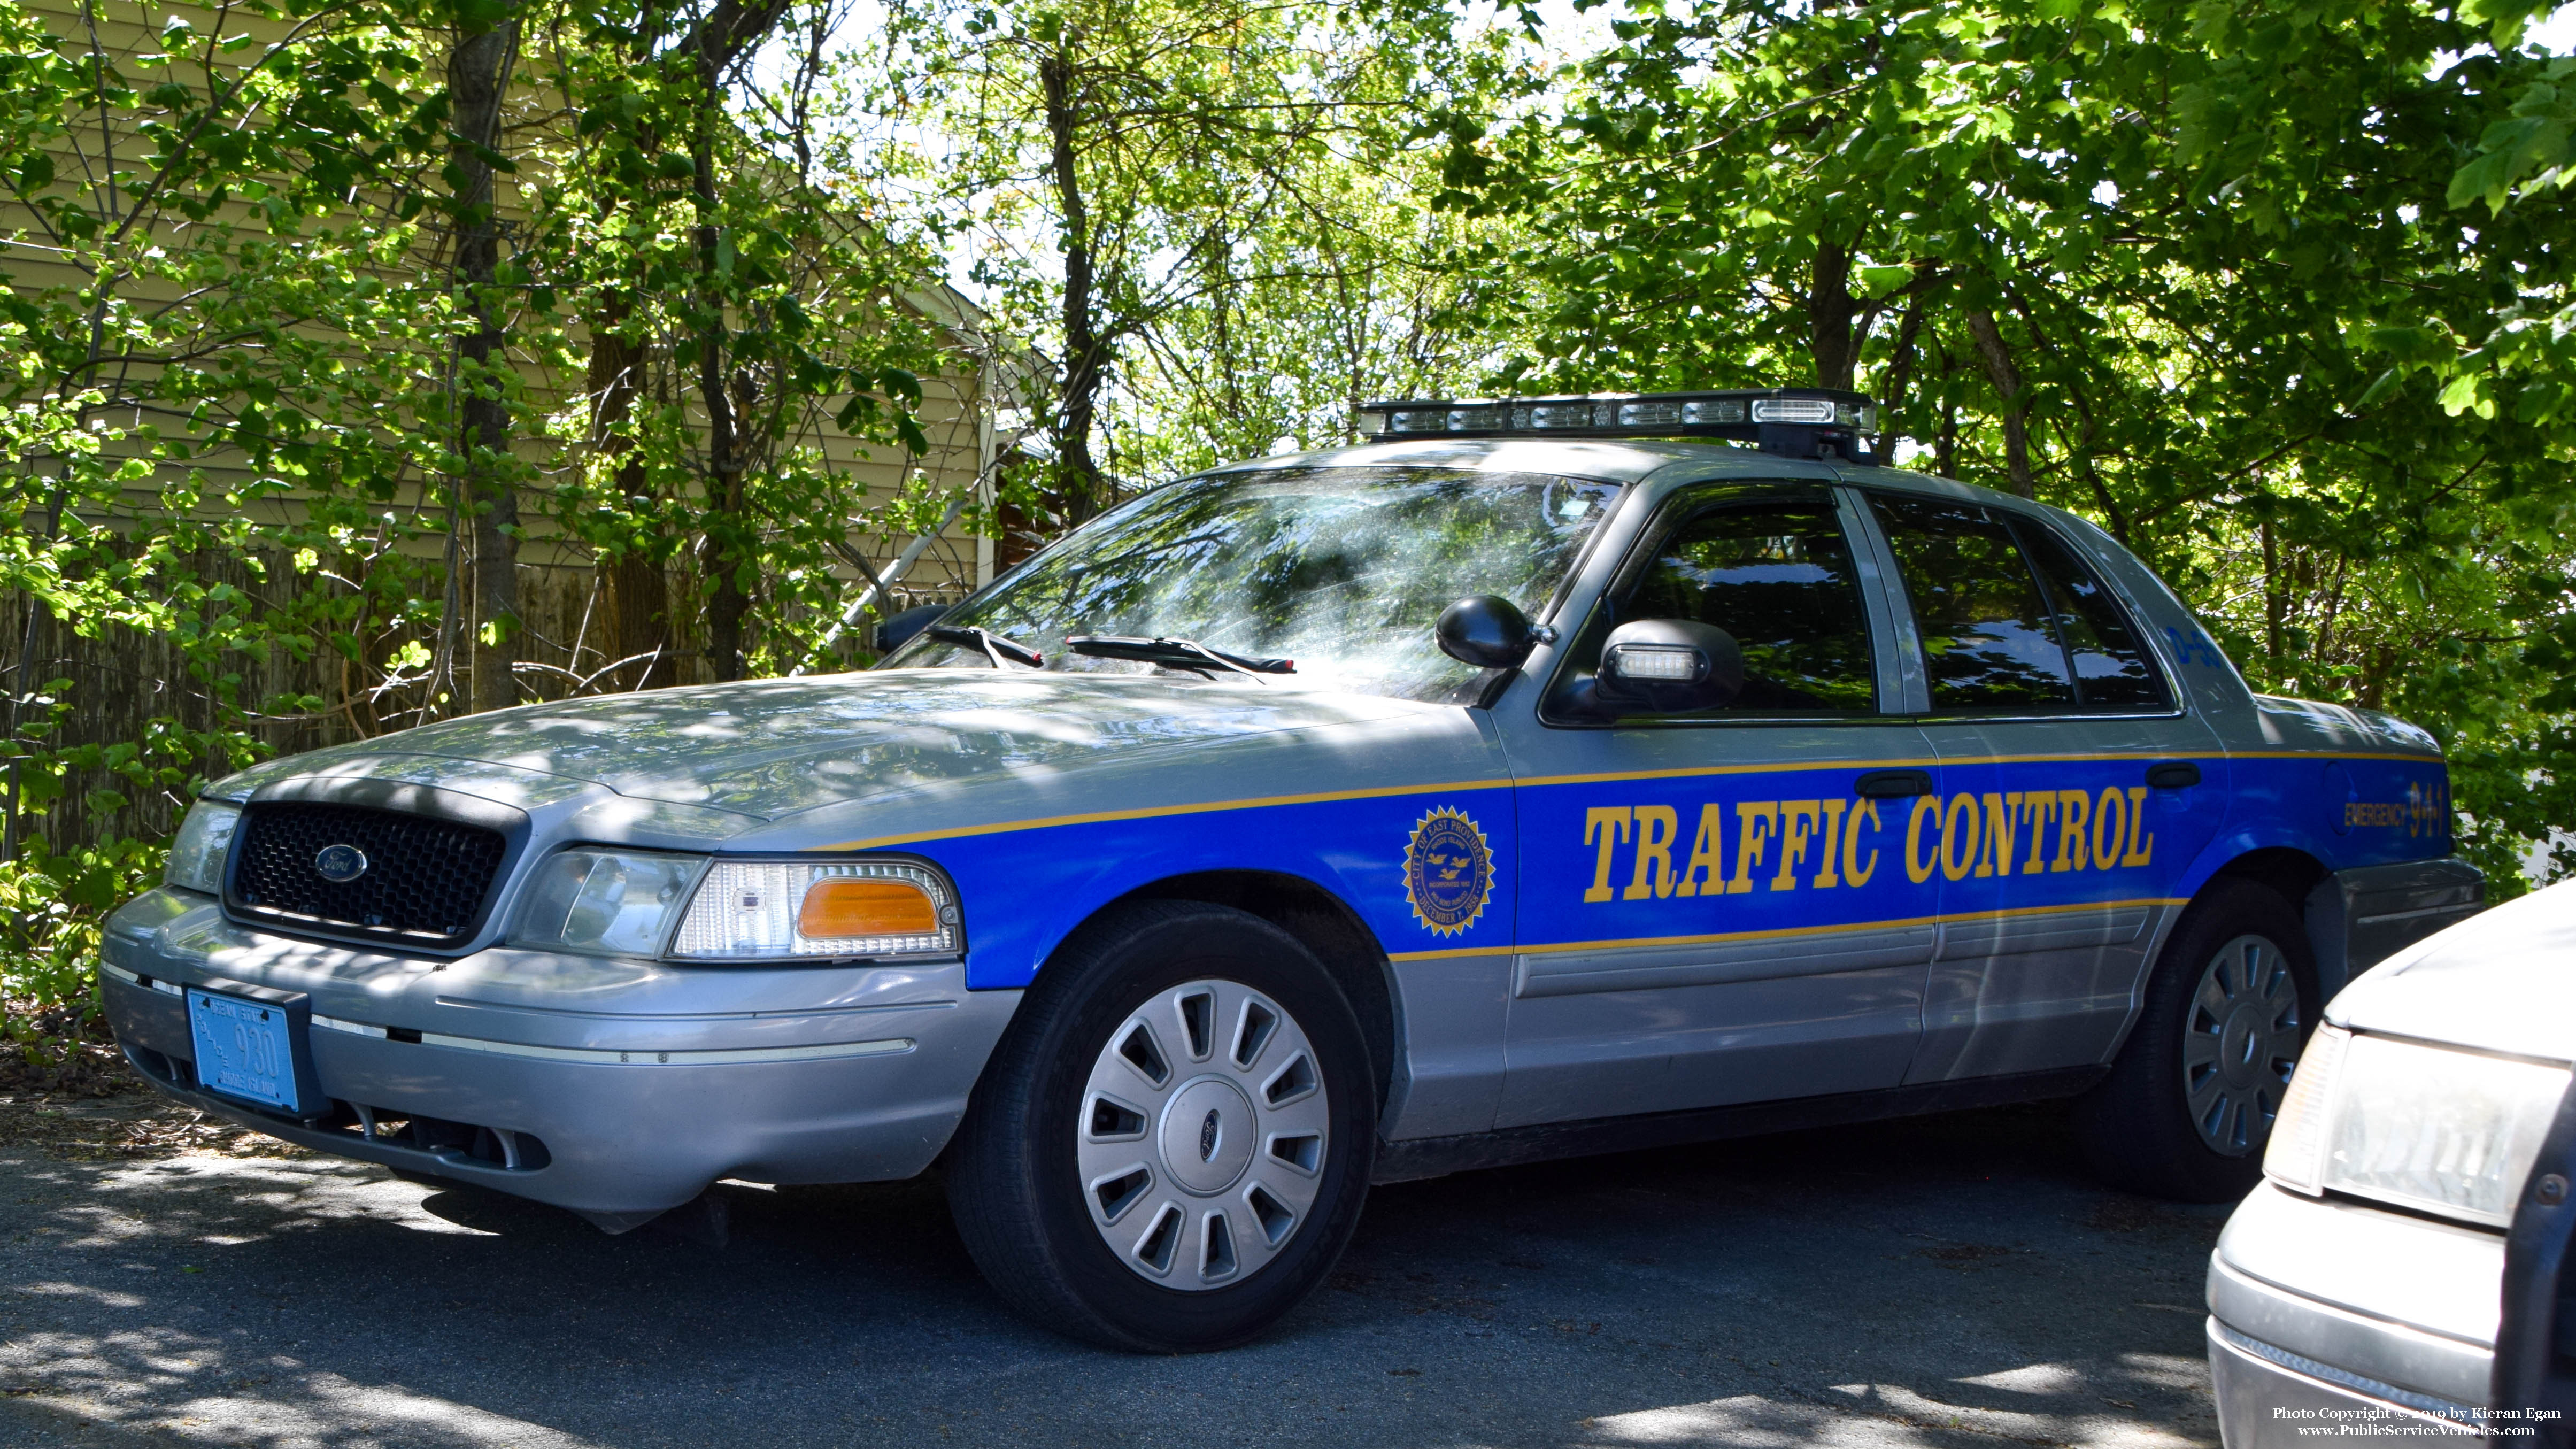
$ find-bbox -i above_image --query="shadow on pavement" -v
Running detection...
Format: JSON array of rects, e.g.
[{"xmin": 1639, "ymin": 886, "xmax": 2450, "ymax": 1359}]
[{"xmin": 0, "ymin": 1101, "xmax": 2225, "ymax": 1448}]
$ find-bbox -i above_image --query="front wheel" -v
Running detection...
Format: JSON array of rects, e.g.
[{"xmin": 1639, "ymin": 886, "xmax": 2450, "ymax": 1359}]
[
  {"xmin": 2074, "ymin": 878, "xmax": 2317, "ymax": 1203},
  {"xmin": 946, "ymin": 901, "xmax": 1377, "ymax": 1352}
]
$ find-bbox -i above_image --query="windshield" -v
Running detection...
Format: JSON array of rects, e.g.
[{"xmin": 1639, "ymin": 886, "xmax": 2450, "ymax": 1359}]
[{"xmin": 883, "ymin": 465, "xmax": 1623, "ymax": 702}]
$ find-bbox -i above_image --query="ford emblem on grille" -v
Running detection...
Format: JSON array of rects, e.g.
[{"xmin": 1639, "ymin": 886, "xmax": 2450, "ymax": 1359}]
[{"xmin": 313, "ymin": 843, "xmax": 369, "ymax": 883}]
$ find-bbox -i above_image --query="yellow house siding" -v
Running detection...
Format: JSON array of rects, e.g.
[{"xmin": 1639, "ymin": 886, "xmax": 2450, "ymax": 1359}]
[{"xmin": 3, "ymin": 0, "xmax": 1001, "ymax": 600}]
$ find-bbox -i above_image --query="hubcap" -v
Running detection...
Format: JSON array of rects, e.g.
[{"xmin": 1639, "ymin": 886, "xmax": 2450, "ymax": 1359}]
[
  {"xmin": 1076, "ymin": 979, "xmax": 1330, "ymax": 1290},
  {"xmin": 1160, "ymin": 1076, "xmax": 1257, "ymax": 1194},
  {"xmin": 2184, "ymin": 933, "xmax": 2303, "ymax": 1156}
]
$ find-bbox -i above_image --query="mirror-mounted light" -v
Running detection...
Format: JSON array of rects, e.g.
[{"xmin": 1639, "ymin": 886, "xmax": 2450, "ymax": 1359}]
[
  {"xmin": 1605, "ymin": 643, "xmax": 1706, "ymax": 682},
  {"xmin": 1593, "ymin": 619, "xmax": 1746, "ymax": 714}
]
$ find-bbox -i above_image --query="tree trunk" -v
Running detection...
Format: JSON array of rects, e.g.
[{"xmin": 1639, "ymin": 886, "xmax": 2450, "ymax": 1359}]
[
  {"xmin": 682, "ymin": 1, "xmax": 795, "ymax": 682},
  {"xmin": 691, "ymin": 73, "xmax": 752, "ymax": 683},
  {"xmin": 1040, "ymin": 44, "xmax": 1109, "ymax": 523},
  {"xmin": 1877, "ymin": 292, "xmax": 1925, "ymax": 457},
  {"xmin": 1964, "ymin": 307, "xmax": 2034, "ymax": 499},
  {"xmin": 2261, "ymin": 517, "xmax": 2286, "ymax": 667},
  {"xmin": 2005, "ymin": 283, "xmax": 2128, "ymax": 538},
  {"xmin": 580, "ymin": 0, "xmax": 791, "ymax": 689},
  {"xmin": 584, "ymin": 313, "xmax": 674, "ymax": 690},
  {"xmin": 450, "ymin": 9, "xmax": 521, "ymax": 713},
  {"xmin": 1807, "ymin": 241, "xmax": 1859, "ymax": 391}
]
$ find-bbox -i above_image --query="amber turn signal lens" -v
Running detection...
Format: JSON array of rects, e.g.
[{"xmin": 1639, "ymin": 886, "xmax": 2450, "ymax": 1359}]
[{"xmin": 798, "ymin": 878, "xmax": 939, "ymax": 938}]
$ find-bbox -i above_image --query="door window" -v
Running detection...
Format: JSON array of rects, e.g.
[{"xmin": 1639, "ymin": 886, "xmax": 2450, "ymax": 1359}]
[
  {"xmin": 1870, "ymin": 496, "xmax": 2071, "ymax": 711},
  {"xmin": 2016, "ymin": 523, "xmax": 2172, "ymax": 711},
  {"xmin": 1552, "ymin": 494, "xmax": 1878, "ymax": 720},
  {"xmin": 1871, "ymin": 495, "xmax": 2170, "ymax": 715}
]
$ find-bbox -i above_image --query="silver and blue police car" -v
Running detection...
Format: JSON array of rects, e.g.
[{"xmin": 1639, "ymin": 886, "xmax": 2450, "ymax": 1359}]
[{"xmin": 101, "ymin": 388, "xmax": 2482, "ymax": 1351}]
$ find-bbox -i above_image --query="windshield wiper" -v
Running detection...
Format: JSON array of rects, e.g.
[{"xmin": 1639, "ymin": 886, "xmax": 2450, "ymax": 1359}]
[
  {"xmin": 925, "ymin": 623, "xmax": 1044, "ymax": 669},
  {"xmin": 1065, "ymin": 635, "xmax": 1294, "ymax": 682}
]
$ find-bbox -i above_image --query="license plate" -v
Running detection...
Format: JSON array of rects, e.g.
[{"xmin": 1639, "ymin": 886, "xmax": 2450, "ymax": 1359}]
[{"xmin": 188, "ymin": 989, "xmax": 300, "ymax": 1113}]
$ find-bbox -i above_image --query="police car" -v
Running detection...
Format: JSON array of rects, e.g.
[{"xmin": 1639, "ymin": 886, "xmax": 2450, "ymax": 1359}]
[{"xmin": 100, "ymin": 388, "xmax": 2482, "ymax": 1352}]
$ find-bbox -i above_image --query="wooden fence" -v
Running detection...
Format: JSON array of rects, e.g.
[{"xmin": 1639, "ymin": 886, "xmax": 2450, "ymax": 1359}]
[{"xmin": 0, "ymin": 543, "xmax": 977, "ymax": 857}]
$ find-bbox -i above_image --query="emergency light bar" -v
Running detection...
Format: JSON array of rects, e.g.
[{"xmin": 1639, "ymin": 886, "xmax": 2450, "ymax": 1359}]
[{"xmin": 1353, "ymin": 387, "xmax": 1878, "ymax": 463}]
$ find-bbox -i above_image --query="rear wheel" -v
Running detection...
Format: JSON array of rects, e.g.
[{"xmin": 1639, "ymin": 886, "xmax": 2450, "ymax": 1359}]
[
  {"xmin": 946, "ymin": 901, "xmax": 1377, "ymax": 1352},
  {"xmin": 2074, "ymin": 878, "xmax": 2316, "ymax": 1202}
]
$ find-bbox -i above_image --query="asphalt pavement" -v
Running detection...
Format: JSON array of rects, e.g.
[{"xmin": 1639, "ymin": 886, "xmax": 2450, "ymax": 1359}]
[{"xmin": 1, "ymin": 1100, "xmax": 2226, "ymax": 1447}]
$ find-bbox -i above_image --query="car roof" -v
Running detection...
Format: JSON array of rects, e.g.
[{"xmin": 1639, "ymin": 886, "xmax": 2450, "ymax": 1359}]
[{"xmin": 1208, "ymin": 437, "xmax": 2046, "ymax": 516}]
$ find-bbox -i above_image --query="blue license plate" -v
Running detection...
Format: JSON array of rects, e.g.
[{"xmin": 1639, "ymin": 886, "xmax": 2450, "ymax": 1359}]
[{"xmin": 188, "ymin": 990, "xmax": 299, "ymax": 1113}]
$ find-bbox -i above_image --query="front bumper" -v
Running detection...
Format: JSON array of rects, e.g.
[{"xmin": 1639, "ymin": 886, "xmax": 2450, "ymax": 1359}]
[
  {"xmin": 2207, "ymin": 1320, "xmax": 2478, "ymax": 1441},
  {"xmin": 2206, "ymin": 1182, "xmax": 2500, "ymax": 1444},
  {"xmin": 99, "ymin": 888, "xmax": 1021, "ymax": 1228}
]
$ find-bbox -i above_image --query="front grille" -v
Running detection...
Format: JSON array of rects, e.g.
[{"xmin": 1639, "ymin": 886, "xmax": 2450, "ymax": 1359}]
[{"xmin": 229, "ymin": 803, "xmax": 507, "ymax": 947}]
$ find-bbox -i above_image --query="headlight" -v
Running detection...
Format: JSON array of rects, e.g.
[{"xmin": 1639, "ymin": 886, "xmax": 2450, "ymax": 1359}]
[
  {"xmin": 510, "ymin": 849, "xmax": 708, "ymax": 958},
  {"xmin": 2265, "ymin": 1024, "xmax": 2571, "ymax": 1227},
  {"xmin": 164, "ymin": 801, "xmax": 243, "ymax": 895},
  {"xmin": 669, "ymin": 859, "xmax": 960, "ymax": 960}
]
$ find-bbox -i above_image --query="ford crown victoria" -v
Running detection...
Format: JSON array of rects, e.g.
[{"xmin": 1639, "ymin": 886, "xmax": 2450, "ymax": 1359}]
[{"xmin": 99, "ymin": 388, "xmax": 2482, "ymax": 1350}]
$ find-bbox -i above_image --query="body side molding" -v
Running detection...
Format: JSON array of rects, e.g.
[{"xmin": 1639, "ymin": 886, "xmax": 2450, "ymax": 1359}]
[{"xmin": 1371, "ymin": 1064, "xmax": 2108, "ymax": 1183}]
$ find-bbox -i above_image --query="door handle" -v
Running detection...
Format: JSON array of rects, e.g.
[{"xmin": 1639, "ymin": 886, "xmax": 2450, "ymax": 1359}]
[
  {"xmin": 2146, "ymin": 761, "xmax": 2202, "ymax": 790},
  {"xmin": 1854, "ymin": 769, "xmax": 1935, "ymax": 799}
]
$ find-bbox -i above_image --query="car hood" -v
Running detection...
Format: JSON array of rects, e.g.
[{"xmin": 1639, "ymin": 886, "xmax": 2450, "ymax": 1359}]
[
  {"xmin": 2331, "ymin": 877, "xmax": 2576, "ymax": 1063},
  {"xmin": 207, "ymin": 669, "xmax": 1437, "ymax": 821}
]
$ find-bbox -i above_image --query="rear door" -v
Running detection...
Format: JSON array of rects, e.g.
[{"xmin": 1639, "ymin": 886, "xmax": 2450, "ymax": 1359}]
[
  {"xmin": 1852, "ymin": 492, "xmax": 2226, "ymax": 1083},
  {"xmin": 1492, "ymin": 482, "xmax": 1939, "ymax": 1128}
]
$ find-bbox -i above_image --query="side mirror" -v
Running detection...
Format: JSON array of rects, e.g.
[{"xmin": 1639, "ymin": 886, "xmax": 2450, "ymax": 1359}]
[
  {"xmin": 1593, "ymin": 619, "xmax": 1744, "ymax": 714},
  {"xmin": 1436, "ymin": 596, "xmax": 1538, "ymax": 669},
  {"xmin": 874, "ymin": 603, "xmax": 948, "ymax": 654}
]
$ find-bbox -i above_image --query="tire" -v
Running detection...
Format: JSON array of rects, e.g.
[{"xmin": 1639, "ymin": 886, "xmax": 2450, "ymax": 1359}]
[
  {"xmin": 2074, "ymin": 877, "xmax": 2318, "ymax": 1203},
  {"xmin": 946, "ymin": 900, "xmax": 1378, "ymax": 1352}
]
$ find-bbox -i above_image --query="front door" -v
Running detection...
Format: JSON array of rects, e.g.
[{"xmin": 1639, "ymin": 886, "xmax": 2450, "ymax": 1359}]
[
  {"xmin": 1852, "ymin": 492, "xmax": 2226, "ymax": 1084},
  {"xmin": 1493, "ymin": 483, "xmax": 1939, "ymax": 1129}
]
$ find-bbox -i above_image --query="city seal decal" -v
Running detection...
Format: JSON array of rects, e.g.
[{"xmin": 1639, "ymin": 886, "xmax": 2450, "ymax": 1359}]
[{"xmin": 1404, "ymin": 806, "xmax": 1492, "ymax": 936}]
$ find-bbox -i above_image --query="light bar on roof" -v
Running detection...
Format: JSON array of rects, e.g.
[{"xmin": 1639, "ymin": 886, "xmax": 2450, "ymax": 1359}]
[
  {"xmin": 1352, "ymin": 388, "xmax": 1877, "ymax": 452},
  {"xmin": 1522, "ymin": 399, "xmax": 1605, "ymax": 430},
  {"xmin": 1751, "ymin": 397, "xmax": 1835, "ymax": 424}
]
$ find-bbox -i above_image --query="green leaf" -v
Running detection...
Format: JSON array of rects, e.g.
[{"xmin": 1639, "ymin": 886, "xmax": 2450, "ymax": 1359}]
[
  {"xmin": 1855, "ymin": 264, "xmax": 1915, "ymax": 298},
  {"xmin": 2438, "ymin": 373, "xmax": 2488, "ymax": 417}
]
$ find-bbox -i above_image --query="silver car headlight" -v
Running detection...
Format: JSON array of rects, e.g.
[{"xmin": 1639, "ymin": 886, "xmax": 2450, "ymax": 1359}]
[
  {"xmin": 2266, "ymin": 1024, "xmax": 2571, "ymax": 1227},
  {"xmin": 669, "ymin": 859, "xmax": 961, "ymax": 960},
  {"xmin": 510, "ymin": 849, "xmax": 709, "ymax": 958},
  {"xmin": 164, "ymin": 800, "xmax": 243, "ymax": 895}
]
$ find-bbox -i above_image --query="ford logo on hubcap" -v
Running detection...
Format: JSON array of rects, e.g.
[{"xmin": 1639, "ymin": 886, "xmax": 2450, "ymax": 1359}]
[
  {"xmin": 313, "ymin": 844, "xmax": 368, "ymax": 883},
  {"xmin": 1198, "ymin": 1109, "xmax": 1221, "ymax": 1162}
]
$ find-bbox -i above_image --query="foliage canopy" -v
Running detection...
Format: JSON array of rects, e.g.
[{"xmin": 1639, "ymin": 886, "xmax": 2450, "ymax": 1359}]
[{"xmin": 5, "ymin": 0, "xmax": 2574, "ymax": 1060}]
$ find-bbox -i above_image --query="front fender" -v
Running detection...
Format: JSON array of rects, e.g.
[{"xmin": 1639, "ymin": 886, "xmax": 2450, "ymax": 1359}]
[{"xmin": 919, "ymin": 783, "xmax": 1517, "ymax": 991}]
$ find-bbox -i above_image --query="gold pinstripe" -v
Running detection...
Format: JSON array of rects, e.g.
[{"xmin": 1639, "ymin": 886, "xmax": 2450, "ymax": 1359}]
[
  {"xmin": 823, "ymin": 746, "xmax": 2437, "ymax": 852},
  {"xmin": 2220, "ymin": 750, "xmax": 2441, "ymax": 761},
  {"xmin": 825, "ymin": 777, "xmax": 1513, "ymax": 851},
  {"xmin": 1513, "ymin": 747, "xmax": 2436, "ymax": 789}
]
